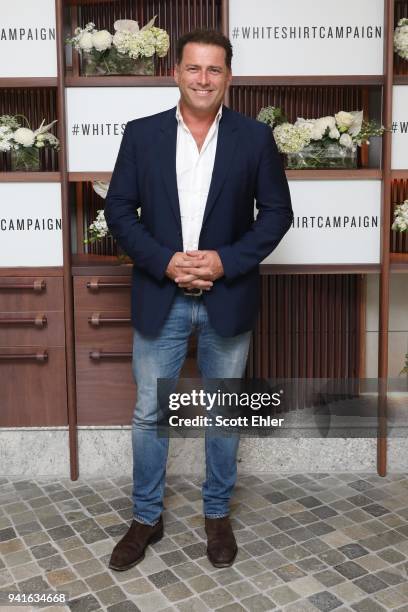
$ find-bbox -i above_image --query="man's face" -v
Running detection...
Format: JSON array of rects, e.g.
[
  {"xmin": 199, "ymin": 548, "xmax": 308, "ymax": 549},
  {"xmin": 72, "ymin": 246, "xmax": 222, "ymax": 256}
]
[{"xmin": 174, "ymin": 42, "xmax": 232, "ymax": 116}]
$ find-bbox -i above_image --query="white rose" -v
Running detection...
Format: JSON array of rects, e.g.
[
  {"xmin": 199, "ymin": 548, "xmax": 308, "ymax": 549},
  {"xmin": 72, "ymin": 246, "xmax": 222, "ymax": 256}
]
[
  {"xmin": 78, "ymin": 32, "xmax": 93, "ymax": 52},
  {"xmin": 335, "ymin": 111, "xmax": 354, "ymax": 129},
  {"xmin": 329, "ymin": 128, "xmax": 340, "ymax": 139},
  {"xmin": 318, "ymin": 116, "xmax": 336, "ymax": 130},
  {"xmin": 92, "ymin": 30, "xmax": 112, "ymax": 51},
  {"xmin": 13, "ymin": 127, "xmax": 35, "ymax": 147},
  {"xmin": 339, "ymin": 133, "xmax": 353, "ymax": 148}
]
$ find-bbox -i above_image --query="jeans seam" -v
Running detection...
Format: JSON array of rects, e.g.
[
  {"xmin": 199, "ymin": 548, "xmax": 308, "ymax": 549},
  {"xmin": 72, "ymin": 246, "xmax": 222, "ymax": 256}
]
[{"xmin": 133, "ymin": 514, "xmax": 160, "ymax": 527}]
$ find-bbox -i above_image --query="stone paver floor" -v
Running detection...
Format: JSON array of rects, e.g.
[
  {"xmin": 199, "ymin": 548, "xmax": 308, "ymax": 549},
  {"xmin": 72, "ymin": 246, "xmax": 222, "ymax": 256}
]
[{"xmin": 0, "ymin": 473, "xmax": 408, "ymax": 611}]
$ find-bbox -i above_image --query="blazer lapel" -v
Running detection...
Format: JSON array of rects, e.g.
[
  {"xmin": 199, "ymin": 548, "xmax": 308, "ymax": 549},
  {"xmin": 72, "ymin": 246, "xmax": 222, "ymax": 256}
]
[
  {"xmin": 202, "ymin": 106, "xmax": 239, "ymax": 227},
  {"xmin": 159, "ymin": 108, "xmax": 182, "ymax": 229}
]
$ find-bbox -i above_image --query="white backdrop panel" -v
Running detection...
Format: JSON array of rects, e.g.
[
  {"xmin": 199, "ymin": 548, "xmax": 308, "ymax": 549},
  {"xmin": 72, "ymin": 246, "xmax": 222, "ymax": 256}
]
[
  {"xmin": 229, "ymin": 0, "xmax": 384, "ymax": 76},
  {"xmin": 391, "ymin": 86, "xmax": 408, "ymax": 170},
  {"xmin": 0, "ymin": 183, "xmax": 63, "ymax": 267},
  {"xmin": 265, "ymin": 180, "xmax": 381, "ymax": 264},
  {"xmin": 0, "ymin": 0, "xmax": 57, "ymax": 77},
  {"xmin": 66, "ymin": 87, "xmax": 180, "ymax": 172}
]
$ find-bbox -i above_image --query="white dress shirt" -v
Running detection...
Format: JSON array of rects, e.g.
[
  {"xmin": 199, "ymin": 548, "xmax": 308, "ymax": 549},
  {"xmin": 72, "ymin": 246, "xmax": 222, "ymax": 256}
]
[{"xmin": 175, "ymin": 103, "xmax": 222, "ymax": 252}]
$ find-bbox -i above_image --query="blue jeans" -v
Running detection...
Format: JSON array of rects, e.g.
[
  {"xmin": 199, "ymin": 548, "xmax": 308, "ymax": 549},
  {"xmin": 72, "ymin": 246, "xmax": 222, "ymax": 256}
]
[{"xmin": 131, "ymin": 294, "xmax": 251, "ymax": 525}]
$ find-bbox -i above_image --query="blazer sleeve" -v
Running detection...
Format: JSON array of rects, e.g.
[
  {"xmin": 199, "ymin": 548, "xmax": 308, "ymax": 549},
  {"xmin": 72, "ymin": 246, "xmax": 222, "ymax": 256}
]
[
  {"xmin": 217, "ymin": 126, "xmax": 293, "ymax": 281},
  {"xmin": 104, "ymin": 123, "xmax": 175, "ymax": 281}
]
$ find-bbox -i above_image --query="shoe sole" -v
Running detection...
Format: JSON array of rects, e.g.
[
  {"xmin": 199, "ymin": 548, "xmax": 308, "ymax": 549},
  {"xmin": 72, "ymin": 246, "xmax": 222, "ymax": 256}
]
[
  {"xmin": 206, "ymin": 547, "xmax": 238, "ymax": 568},
  {"xmin": 108, "ymin": 527, "xmax": 163, "ymax": 571}
]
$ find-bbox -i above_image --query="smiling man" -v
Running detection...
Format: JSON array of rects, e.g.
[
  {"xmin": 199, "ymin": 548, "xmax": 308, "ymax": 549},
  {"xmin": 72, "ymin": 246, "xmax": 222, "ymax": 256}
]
[{"xmin": 105, "ymin": 29, "xmax": 293, "ymax": 571}]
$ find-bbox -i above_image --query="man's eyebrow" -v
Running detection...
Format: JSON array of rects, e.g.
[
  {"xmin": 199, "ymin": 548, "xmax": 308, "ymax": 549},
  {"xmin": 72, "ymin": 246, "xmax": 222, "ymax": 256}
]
[{"xmin": 185, "ymin": 63, "xmax": 223, "ymax": 69}]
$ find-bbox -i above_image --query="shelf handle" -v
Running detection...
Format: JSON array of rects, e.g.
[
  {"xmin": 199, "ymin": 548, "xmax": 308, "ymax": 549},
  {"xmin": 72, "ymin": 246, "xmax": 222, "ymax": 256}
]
[
  {"xmin": 88, "ymin": 314, "xmax": 131, "ymax": 327},
  {"xmin": 0, "ymin": 280, "xmax": 46, "ymax": 292},
  {"xmin": 0, "ymin": 350, "xmax": 48, "ymax": 362},
  {"xmin": 0, "ymin": 315, "xmax": 47, "ymax": 328},
  {"xmin": 89, "ymin": 350, "xmax": 132, "ymax": 361},
  {"xmin": 86, "ymin": 280, "xmax": 131, "ymax": 291}
]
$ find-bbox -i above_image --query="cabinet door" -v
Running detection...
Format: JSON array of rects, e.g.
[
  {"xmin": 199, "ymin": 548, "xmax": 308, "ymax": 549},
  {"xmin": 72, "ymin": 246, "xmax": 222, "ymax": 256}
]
[{"xmin": 0, "ymin": 347, "xmax": 67, "ymax": 426}]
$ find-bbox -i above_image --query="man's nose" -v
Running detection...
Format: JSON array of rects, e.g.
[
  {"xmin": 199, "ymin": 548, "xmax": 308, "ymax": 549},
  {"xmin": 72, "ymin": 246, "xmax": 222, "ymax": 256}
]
[{"xmin": 196, "ymin": 70, "xmax": 210, "ymax": 85}]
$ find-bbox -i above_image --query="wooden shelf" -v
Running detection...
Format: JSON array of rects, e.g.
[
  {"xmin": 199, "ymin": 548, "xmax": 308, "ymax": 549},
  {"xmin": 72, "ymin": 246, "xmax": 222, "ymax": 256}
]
[
  {"xmin": 391, "ymin": 170, "xmax": 408, "ymax": 179},
  {"xmin": 65, "ymin": 74, "xmax": 176, "ymax": 87},
  {"xmin": 72, "ymin": 253, "xmax": 132, "ymax": 276},
  {"xmin": 393, "ymin": 75, "xmax": 408, "ymax": 85},
  {"xmin": 261, "ymin": 264, "xmax": 380, "ymax": 274},
  {"xmin": 69, "ymin": 169, "xmax": 382, "ymax": 183},
  {"xmin": 390, "ymin": 253, "xmax": 408, "ymax": 271},
  {"xmin": 287, "ymin": 169, "xmax": 382, "ymax": 180},
  {"xmin": 71, "ymin": 254, "xmax": 380, "ymax": 276},
  {"xmin": 0, "ymin": 77, "xmax": 58, "ymax": 88},
  {"xmin": 0, "ymin": 172, "xmax": 61, "ymax": 182},
  {"xmin": 69, "ymin": 172, "xmax": 111, "ymax": 182},
  {"xmin": 232, "ymin": 75, "xmax": 385, "ymax": 86}
]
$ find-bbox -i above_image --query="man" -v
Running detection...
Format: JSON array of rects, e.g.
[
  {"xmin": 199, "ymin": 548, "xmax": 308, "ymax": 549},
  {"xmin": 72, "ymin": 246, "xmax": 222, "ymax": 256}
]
[{"xmin": 105, "ymin": 29, "xmax": 292, "ymax": 571}]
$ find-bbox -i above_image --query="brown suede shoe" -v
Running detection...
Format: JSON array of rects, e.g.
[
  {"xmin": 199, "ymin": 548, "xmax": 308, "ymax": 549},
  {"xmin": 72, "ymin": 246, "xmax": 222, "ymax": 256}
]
[
  {"xmin": 109, "ymin": 516, "xmax": 163, "ymax": 571},
  {"xmin": 205, "ymin": 516, "xmax": 237, "ymax": 568}
]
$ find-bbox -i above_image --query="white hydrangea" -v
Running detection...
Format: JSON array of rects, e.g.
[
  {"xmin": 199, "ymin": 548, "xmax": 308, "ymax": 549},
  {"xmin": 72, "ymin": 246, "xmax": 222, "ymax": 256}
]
[
  {"xmin": 13, "ymin": 127, "xmax": 35, "ymax": 147},
  {"xmin": 273, "ymin": 123, "xmax": 312, "ymax": 154},
  {"xmin": 89, "ymin": 209, "xmax": 109, "ymax": 238},
  {"xmin": 78, "ymin": 31, "xmax": 94, "ymax": 52},
  {"xmin": 152, "ymin": 27, "xmax": 170, "ymax": 57},
  {"xmin": 392, "ymin": 200, "xmax": 408, "ymax": 232},
  {"xmin": 394, "ymin": 18, "xmax": 408, "ymax": 60},
  {"xmin": 92, "ymin": 30, "xmax": 112, "ymax": 52}
]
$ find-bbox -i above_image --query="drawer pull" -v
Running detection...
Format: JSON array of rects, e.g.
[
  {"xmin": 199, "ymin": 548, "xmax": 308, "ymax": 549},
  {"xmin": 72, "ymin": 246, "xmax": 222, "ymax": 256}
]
[
  {"xmin": 87, "ymin": 280, "xmax": 131, "ymax": 291},
  {"xmin": 0, "ymin": 280, "xmax": 46, "ymax": 292},
  {"xmin": 0, "ymin": 350, "xmax": 48, "ymax": 362},
  {"xmin": 89, "ymin": 350, "xmax": 132, "ymax": 361},
  {"xmin": 88, "ymin": 314, "xmax": 131, "ymax": 327},
  {"xmin": 0, "ymin": 315, "xmax": 47, "ymax": 328}
]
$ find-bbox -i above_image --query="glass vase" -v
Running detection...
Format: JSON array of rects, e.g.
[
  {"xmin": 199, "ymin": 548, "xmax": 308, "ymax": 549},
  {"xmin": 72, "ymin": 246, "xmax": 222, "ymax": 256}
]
[
  {"xmin": 10, "ymin": 147, "xmax": 40, "ymax": 171},
  {"xmin": 82, "ymin": 49, "xmax": 154, "ymax": 76},
  {"xmin": 286, "ymin": 142, "xmax": 358, "ymax": 170}
]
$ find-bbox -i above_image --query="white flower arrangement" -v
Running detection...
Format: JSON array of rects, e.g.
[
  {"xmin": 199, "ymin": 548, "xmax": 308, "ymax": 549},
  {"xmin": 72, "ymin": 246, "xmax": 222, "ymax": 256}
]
[
  {"xmin": 85, "ymin": 181, "xmax": 140, "ymax": 246},
  {"xmin": 394, "ymin": 18, "xmax": 408, "ymax": 60},
  {"xmin": 67, "ymin": 16, "xmax": 169, "ymax": 74},
  {"xmin": 392, "ymin": 200, "xmax": 408, "ymax": 232},
  {"xmin": 0, "ymin": 115, "xmax": 59, "ymax": 153},
  {"xmin": 257, "ymin": 107, "xmax": 384, "ymax": 154}
]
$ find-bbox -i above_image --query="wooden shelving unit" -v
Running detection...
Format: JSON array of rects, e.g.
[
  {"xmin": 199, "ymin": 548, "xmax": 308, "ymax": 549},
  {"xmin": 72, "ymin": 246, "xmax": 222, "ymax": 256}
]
[{"xmin": 1, "ymin": 0, "xmax": 406, "ymax": 478}]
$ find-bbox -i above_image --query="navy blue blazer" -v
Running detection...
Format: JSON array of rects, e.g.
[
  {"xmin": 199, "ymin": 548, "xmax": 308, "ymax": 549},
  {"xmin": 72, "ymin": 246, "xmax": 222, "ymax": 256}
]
[{"xmin": 105, "ymin": 105, "xmax": 293, "ymax": 337}]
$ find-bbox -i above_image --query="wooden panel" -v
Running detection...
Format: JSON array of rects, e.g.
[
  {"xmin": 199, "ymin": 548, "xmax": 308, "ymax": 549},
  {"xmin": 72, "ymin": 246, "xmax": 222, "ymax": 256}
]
[
  {"xmin": 229, "ymin": 85, "xmax": 364, "ymax": 122},
  {"xmin": 74, "ymin": 276, "xmax": 132, "ymax": 310},
  {"xmin": 395, "ymin": 0, "xmax": 408, "ymax": 76},
  {"xmin": 0, "ymin": 277, "xmax": 64, "ymax": 311},
  {"xmin": 246, "ymin": 275, "xmax": 361, "ymax": 379},
  {"xmin": 0, "ymin": 347, "xmax": 67, "ymax": 426},
  {"xmin": 66, "ymin": 0, "xmax": 222, "ymax": 76},
  {"xmin": 391, "ymin": 178, "xmax": 408, "ymax": 254},
  {"xmin": 76, "ymin": 345, "xmax": 135, "ymax": 424},
  {"xmin": 0, "ymin": 312, "xmax": 65, "ymax": 347},
  {"xmin": 75, "ymin": 310, "xmax": 132, "ymax": 346},
  {"xmin": 0, "ymin": 88, "xmax": 59, "ymax": 172}
]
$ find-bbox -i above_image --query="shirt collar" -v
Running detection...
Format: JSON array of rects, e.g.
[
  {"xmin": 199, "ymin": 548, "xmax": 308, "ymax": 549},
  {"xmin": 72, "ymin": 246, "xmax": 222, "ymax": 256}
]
[{"xmin": 176, "ymin": 102, "xmax": 223, "ymax": 130}]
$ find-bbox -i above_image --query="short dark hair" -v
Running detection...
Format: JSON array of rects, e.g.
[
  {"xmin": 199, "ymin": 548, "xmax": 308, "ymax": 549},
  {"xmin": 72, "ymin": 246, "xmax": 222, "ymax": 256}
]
[{"xmin": 176, "ymin": 29, "xmax": 233, "ymax": 69}]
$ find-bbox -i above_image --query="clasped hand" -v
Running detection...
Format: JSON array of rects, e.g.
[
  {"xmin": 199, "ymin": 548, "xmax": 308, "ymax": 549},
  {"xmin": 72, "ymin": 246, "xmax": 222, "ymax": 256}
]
[{"xmin": 166, "ymin": 250, "xmax": 224, "ymax": 290}]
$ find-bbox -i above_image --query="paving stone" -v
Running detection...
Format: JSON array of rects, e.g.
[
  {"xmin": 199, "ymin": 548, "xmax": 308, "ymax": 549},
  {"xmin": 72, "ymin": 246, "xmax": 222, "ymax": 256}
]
[
  {"xmin": 350, "ymin": 597, "xmax": 387, "ymax": 611},
  {"xmin": 176, "ymin": 597, "xmax": 209, "ymax": 612},
  {"xmin": 147, "ymin": 569, "xmax": 179, "ymax": 588},
  {"xmin": 273, "ymin": 563, "xmax": 306, "ymax": 582},
  {"xmin": 243, "ymin": 539, "xmax": 273, "ymax": 557},
  {"xmin": 268, "ymin": 584, "xmax": 300, "ymax": 606},
  {"xmin": 333, "ymin": 561, "xmax": 368, "ymax": 580},
  {"xmin": 172, "ymin": 561, "xmax": 202, "ymax": 580},
  {"xmin": 314, "ymin": 569, "xmax": 345, "ymax": 588},
  {"xmin": 338, "ymin": 543, "xmax": 369, "ymax": 560},
  {"xmin": 308, "ymin": 590, "xmax": 343, "ymax": 611},
  {"xmin": 352, "ymin": 574, "xmax": 388, "ymax": 594},
  {"xmin": 264, "ymin": 492, "xmax": 289, "ymax": 504},
  {"xmin": 281, "ymin": 544, "xmax": 310, "ymax": 562},
  {"xmin": 161, "ymin": 581, "xmax": 193, "ymax": 602},
  {"xmin": 85, "ymin": 571, "xmax": 114, "ymax": 591},
  {"xmin": 249, "ymin": 570, "xmax": 282, "ymax": 590},
  {"xmin": 226, "ymin": 579, "xmax": 257, "ymax": 599},
  {"xmin": 0, "ymin": 527, "xmax": 18, "ymax": 541},
  {"xmin": 266, "ymin": 533, "xmax": 295, "ymax": 549},
  {"xmin": 211, "ymin": 567, "xmax": 243, "ymax": 586},
  {"xmin": 187, "ymin": 574, "xmax": 217, "ymax": 594},
  {"xmin": 240, "ymin": 593, "xmax": 276, "ymax": 611},
  {"xmin": 160, "ymin": 550, "xmax": 189, "ymax": 566},
  {"xmin": 297, "ymin": 556, "xmax": 327, "ymax": 573},
  {"xmin": 106, "ymin": 601, "xmax": 141, "ymax": 612}
]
